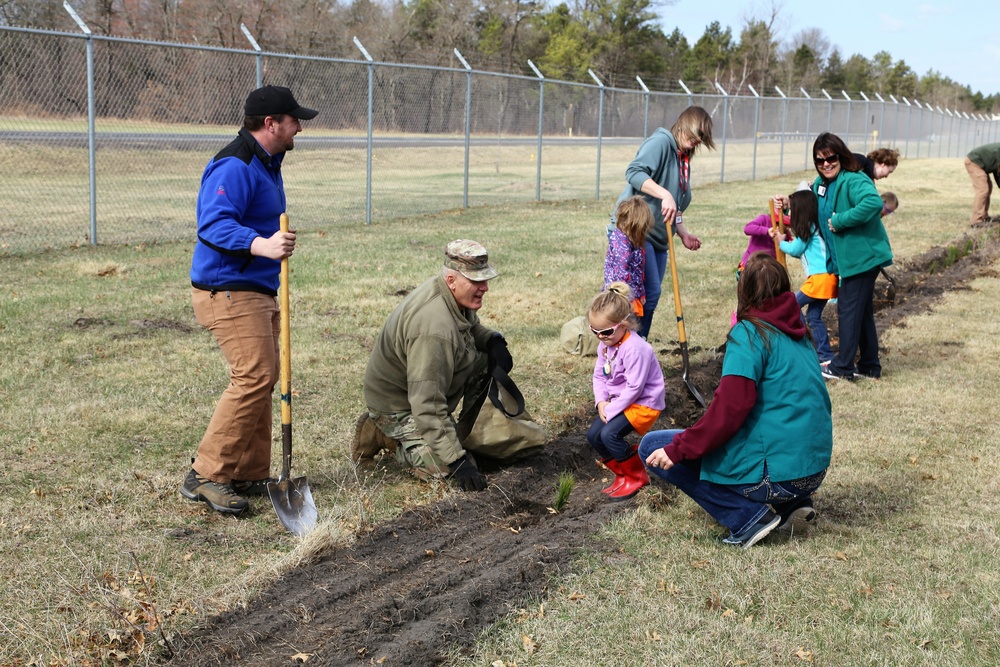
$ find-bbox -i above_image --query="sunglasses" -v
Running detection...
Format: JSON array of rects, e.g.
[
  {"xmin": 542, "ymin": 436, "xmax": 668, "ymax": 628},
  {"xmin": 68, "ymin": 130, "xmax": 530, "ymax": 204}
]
[
  {"xmin": 814, "ymin": 154, "xmax": 840, "ymax": 166},
  {"xmin": 590, "ymin": 322, "xmax": 623, "ymax": 337}
]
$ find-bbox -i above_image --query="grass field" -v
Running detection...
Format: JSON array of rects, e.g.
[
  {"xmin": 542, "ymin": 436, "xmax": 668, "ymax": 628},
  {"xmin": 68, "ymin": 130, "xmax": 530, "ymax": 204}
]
[{"xmin": 1, "ymin": 155, "xmax": 998, "ymax": 666}]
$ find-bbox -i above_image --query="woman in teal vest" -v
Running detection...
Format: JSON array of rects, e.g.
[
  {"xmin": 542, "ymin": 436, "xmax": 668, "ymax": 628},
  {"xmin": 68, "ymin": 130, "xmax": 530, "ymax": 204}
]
[{"xmin": 638, "ymin": 254, "xmax": 833, "ymax": 548}]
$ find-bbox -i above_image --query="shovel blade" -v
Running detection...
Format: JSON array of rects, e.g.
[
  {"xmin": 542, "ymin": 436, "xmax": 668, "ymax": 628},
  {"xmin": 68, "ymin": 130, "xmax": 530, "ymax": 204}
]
[
  {"xmin": 268, "ymin": 476, "xmax": 317, "ymax": 537},
  {"xmin": 679, "ymin": 344, "xmax": 707, "ymax": 408}
]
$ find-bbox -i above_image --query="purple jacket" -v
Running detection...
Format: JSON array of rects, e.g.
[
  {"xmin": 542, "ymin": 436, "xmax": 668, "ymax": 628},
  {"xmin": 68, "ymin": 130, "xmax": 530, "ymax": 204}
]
[
  {"xmin": 593, "ymin": 331, "xmax": 665, "ymax": 419},
  {"xmin": 604, "ymin": 228, "xmax": 645, "ymax": 299},
  {"xmin": 740, "ymin": 213, "xmax": 781, "ymax": 265}
]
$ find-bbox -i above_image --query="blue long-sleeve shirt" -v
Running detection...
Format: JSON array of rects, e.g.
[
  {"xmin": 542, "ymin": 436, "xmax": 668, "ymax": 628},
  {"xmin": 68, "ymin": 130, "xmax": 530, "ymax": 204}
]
[{"xmin": 190, "ymin": 129, "xmax": 287, "ymax": 295}]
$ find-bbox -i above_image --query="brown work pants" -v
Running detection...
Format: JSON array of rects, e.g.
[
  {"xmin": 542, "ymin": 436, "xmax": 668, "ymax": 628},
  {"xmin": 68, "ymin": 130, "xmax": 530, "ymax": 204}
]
[
  {"xmin": 965, "ymin": 157, "xmax": 993, "ymax": 224},
  {"xmin": 191, "ymin": 288, "xmax": 279, "ymax": 483}
]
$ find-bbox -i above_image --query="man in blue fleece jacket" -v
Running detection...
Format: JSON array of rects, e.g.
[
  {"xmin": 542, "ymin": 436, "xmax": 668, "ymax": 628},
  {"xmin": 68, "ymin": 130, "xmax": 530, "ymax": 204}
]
[{"xmin": 181, "ymin": 86, "xmax": 317, "ymax": 515}]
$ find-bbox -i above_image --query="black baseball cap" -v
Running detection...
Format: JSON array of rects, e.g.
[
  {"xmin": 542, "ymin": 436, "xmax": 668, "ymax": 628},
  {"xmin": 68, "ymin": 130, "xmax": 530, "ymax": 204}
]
[{"xmin": 244, "ymin": 85, "xmax": 318, "ymax": 120}]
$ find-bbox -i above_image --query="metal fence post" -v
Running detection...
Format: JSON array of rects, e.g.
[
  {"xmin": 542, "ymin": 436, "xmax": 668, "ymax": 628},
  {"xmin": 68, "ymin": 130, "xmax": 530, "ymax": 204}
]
[
  {"xmin": 874, "ymin": 93, "xmax": 885, "ymax": 146},
  {"xmin": 859, "ymin": 91, "xmax": 870, "ymax": 149},
  {"xmin": 714, "ymin": 82, "xmax": 728, "ymax": 183},
  {"xmin": 914, "ymin": 100, "xmax": 924, "ymax": 158},
  {"xmin": 801, "ymin": 88, "xmax": 812, "ymax": 170},
  {"xmin": 931, "ymin": 107, "xmax": 944, "ymax": 157},
  {"xmin": 775, "ymin": 86, "xmax": 787, "ymax": 175},
  {"xmin": 454, "ymin": 49, "xmax": 472, "ymax": 209},
  {"xmin": 678, "ymin": 80, "xmax": 693, "ymax": 108},
  {"xmin": 890, "ymin": 95, "xmax": 901, "ymax": 152},
  {"xmin": 63, "ymin": 1, "xmax": 97, "ymax": 245},
  {"xmin": 588, "ymin": 69, "xmax": 604, "ymax": 200},
  {"xmin": 636, "ymin": 76, "xmax": 650, "ymax": 139},
  {"xmin": 748, "ymin": 84, "xmax": 761, "ymax": 181},
  {"xmin": 841, "ymin": 90, "xmax": 852, "ymax": 141},
  {"xmin": 240, "ymin": 24, "xmax": 263, "ymax": 88},
  {"xmin": 822, "ymin": 89, "xmax": 833, "ymax": 137},
  {"xmin": 528, "ymin": 60, "xmax": 545, "ymax": 202},
  {"xmin": 945, "ymin": 108, "xmax": 954, "ymax": 157},
  {"xmin": 354, "ymin": 37, "xmax": 374, "ymax": 225}
]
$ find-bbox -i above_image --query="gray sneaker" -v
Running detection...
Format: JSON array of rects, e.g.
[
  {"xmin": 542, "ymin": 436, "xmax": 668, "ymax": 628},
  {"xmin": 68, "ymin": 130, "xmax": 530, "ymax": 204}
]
[
  {"xmin": 180, "ymin": 469, "xmax": 248, "ymax": 515},
  {"xmin": 722, "ymin": 512, "xmax": 781, "ymax": 549},
  {"xmin": 777, "ymin": 499, "xmax": 817, "ymax": 531}
]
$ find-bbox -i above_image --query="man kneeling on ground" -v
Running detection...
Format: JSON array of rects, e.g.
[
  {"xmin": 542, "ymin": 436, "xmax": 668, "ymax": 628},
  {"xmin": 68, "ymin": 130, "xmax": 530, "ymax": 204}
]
[{"xmin": 355, "ymin": 239, "xmax": 530, "ymax": 491}]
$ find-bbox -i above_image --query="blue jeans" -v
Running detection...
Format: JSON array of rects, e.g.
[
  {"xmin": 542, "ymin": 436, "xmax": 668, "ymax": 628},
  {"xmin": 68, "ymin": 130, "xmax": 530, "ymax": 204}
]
[
  {"xmin": 831, "ymin": 267, "xmax": 881, "ymax": 378},
  {"xmin": 796, "ymin": 290, "xmax": 832, "ymax": 363},
  {"xmin": 586, "ymin": 412, "xmax": 635, "ymax": 461},
  {"xmin": 638, "ymin": 430, "xmax": 825, "ymax": 535},
  {"xmin": 638, "ymin": 243, "xmax": 668, "ymax": 338}
]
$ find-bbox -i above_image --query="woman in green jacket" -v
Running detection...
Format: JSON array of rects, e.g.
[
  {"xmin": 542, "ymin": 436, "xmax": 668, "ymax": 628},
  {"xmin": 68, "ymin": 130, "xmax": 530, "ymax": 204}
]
[{"xmin": 811, "ymin": 132, "xmax": 893, "ymax": 380}]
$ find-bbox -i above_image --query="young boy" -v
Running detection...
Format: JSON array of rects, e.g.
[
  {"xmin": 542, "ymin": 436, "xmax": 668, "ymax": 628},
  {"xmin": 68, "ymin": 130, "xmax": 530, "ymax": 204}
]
[{"xmin": 880, "ymin": 191, "xmax": 898, "ymax": 218}]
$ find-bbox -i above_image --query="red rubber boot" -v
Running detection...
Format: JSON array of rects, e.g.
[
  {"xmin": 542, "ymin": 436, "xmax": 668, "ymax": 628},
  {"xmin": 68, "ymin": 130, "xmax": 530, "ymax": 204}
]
[
  {"xmin": 601, "ymin": 458, "xmax": 626, "ymax": 494},
  {"xmin": 608, "ymin": 452, "xmax": 650, "ymax": 502}
]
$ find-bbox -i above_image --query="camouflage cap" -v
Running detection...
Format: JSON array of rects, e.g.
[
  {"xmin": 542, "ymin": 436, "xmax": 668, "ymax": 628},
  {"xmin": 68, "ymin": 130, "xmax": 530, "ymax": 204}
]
[{"xmin": 443, "ymin": 239, "xmax": 498, "ymax": 281}]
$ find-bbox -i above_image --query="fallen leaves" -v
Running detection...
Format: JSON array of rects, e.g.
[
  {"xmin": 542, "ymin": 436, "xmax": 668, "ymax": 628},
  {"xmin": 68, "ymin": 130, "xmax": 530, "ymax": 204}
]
[
  {"xmin": 521, "ymin": 634, "xmax": 538, "ymax": 655},
  {"xmin": 290, "ymin": 651, "xmax": 314, "ymax": 663},
  {"xmin": 793, "ymin": 646, "xmax": 814, "ymax": 661}
]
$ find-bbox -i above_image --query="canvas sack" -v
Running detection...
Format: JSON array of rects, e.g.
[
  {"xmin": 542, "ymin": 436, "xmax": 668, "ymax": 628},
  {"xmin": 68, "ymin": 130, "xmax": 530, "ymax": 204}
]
[
  {"xmin": 560, "ymin": 315, "xmax": 599, "ymax": 357},
  {"xmin": 456, "ymin": 366, "xmax": 547, "ymax": 459}
]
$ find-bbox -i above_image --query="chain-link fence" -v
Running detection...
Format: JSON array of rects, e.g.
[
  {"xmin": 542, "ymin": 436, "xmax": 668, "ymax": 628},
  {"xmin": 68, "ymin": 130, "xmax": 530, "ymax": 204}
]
[{"xmin": 1, "ymin": 24, "xmax": 998, "ymax": 255}]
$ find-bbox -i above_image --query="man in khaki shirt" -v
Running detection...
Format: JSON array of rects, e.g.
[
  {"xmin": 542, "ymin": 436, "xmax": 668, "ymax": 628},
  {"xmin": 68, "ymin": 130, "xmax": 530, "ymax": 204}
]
[{"xmin": 356, "ymin": 240, "xmax": 516, "ymax": 491}]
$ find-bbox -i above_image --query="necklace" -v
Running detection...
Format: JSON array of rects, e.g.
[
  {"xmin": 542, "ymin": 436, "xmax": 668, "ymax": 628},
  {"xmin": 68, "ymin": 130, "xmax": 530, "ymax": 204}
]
[{"xmin": 602, "ymin": 344, "xmax": 620, "ymax": 376}]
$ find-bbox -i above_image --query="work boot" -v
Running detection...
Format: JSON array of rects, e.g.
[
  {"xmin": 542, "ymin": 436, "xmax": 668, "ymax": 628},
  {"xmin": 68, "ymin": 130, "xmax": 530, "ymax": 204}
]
[
  {"xmin": 232, "ymin": 477, "xmax": 277, "ymax": 497},
  {"xmin": 180, "ymin": 469, "xmax": 248, "ymax": 515},
  {"xmin": 351, "ymin": 412, "xmax": 399, "ymax": 463},
  {"xmin": 601, "ymin": 458, "xmax": 626, "ymax": 495},
  {"xmin": 608, "ymin": 452, "xmax": 650, "ymax": 502}
]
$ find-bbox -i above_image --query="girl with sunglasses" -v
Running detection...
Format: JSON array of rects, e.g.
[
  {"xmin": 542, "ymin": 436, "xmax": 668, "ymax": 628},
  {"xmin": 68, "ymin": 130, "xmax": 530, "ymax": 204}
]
[
  {"xmin": 586, "ymin": 282, "xmax": 665, "ymax": 501},
  {"xmin": 810, "ymin": 132, "xmax": 894, "ymax": 381}
]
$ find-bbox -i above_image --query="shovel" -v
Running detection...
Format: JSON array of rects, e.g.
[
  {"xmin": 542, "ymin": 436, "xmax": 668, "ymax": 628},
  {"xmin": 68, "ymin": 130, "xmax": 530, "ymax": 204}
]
[
  {"xmin": 879, "ymin": 267, "xmax": 897, "ymax": 303},
  {"xmin": 768, "ymin": 198, "xmax": 787, "ymax": 268},
  {"xmin": 268, "ymin": 213, "xmax": 318, "ymax": 537},
  {"xmin": 666, "ymin": 221, "xmax": 707, "ymax": 409}
]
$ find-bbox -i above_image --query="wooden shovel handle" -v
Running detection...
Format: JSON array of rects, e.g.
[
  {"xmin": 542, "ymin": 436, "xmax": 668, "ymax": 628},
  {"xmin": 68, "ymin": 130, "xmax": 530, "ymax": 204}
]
[
  {"xmin": 279, "ymin": 213, "xmax": 292, "ymax": 477},
  {"xmin": 769, "ymin": 198, "xmax": 787, "ymax": 268}
]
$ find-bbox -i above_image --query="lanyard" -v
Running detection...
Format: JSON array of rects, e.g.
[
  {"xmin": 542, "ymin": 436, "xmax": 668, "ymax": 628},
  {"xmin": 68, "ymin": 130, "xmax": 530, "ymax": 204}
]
[{"xmin": 678, "ymin": 151, "xmax": 690, "ymax": 194}]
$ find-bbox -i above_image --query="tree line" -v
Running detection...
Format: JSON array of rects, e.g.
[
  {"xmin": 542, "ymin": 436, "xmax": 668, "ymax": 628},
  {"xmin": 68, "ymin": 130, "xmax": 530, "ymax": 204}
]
[{"xmin": 6, "ymin": 0, "xmax": 996, "ymax": 113}]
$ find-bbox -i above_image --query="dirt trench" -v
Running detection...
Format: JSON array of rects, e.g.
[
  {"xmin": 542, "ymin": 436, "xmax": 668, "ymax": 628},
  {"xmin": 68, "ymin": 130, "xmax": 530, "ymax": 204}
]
[{"xmin": 163, "ymin": 229, "xmax": 999, "ymax": 667}]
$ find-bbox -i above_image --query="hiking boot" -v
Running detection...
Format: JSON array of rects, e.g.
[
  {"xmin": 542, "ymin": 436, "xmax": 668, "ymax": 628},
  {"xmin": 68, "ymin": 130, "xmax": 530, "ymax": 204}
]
[
  {"xmin": 180, "ymin": 469, "xmax": 248, "ymax": 515},
  {"xmin": 232, "ymin": 477, "xmax": 277, "ymax": 497},
  {"xmin": 351, "ymin": 412, "xmax": 399, "ymax": 463},
  {"xmin": 721, "ymin": 511, "xmax": 780, "ymax": 549}
]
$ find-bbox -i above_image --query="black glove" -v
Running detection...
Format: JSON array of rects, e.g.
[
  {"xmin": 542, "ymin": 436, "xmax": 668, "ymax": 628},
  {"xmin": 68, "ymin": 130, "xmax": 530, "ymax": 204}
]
[
  {"xmin": 448, "ymin": 453, "xmax": 487, "ymax": 492},
  {"xmin": 486, "ymin": 333, "xmax": 514, "ymax": 373}
]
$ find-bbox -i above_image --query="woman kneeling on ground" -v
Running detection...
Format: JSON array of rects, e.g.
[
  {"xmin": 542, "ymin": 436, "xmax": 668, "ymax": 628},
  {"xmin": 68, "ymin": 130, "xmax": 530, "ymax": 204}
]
[{"xmin": 638, "ymin": 253, "xmax": 833, "ymax": 549}]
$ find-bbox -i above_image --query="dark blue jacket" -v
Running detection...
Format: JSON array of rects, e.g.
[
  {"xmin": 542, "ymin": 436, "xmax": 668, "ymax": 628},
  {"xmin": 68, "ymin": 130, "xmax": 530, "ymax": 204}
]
[{"xmin": 190, "ymin": 129, "xmax": 286, "ymax": 295}]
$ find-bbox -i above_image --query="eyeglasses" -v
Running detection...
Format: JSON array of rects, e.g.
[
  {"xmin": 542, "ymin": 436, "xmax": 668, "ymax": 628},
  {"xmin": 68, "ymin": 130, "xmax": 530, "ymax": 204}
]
[
  {"xmin": 814, "ymin": 154, "xmax": 840, "ymax": 166},
  {"xmin": 590, "ymin": 322, "xmax": 623, "ymax": 337}
]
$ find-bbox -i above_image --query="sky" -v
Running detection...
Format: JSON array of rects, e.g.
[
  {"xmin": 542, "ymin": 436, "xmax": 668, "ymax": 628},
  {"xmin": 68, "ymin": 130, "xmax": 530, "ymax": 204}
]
[{"xmin": 662, "ymin": 0, "xmax": 1000, "ymax": 97}]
